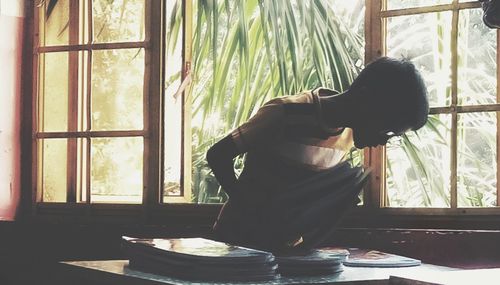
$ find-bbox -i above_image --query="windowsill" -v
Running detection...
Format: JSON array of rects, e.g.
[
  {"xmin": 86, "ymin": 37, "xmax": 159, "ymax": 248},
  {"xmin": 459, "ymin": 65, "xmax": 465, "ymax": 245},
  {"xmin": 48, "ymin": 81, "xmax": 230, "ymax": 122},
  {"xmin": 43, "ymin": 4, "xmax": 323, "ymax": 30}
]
[
  {"xmin": 2, "ymin": 221, "xmax": 500, "ymax": 270},
  {"xmin": 23, "ymin": 202, "xmax": 500, "ymax": 230},
  {"xmin": 341, "ymin": 207, "xmax": 500, "ymax": 230}
]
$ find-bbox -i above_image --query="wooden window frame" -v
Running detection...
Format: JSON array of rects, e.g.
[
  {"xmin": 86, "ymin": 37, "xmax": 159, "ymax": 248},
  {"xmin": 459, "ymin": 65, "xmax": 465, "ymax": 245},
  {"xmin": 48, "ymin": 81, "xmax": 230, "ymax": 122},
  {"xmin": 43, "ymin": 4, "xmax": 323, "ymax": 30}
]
[
  {"xmin": 31, "ymin": 0, "xmax": 174, "ymax": 217},
  {"xmin": 363, "ymin": 0, "xmax": 500, "ymax": 217},
  {"xmin": 28, "ymin": 0, "xmax": 219, "ymax": 223},
  {"xmin": 24, "ymin": 0, "xmax": 500, "ymax": 229}
]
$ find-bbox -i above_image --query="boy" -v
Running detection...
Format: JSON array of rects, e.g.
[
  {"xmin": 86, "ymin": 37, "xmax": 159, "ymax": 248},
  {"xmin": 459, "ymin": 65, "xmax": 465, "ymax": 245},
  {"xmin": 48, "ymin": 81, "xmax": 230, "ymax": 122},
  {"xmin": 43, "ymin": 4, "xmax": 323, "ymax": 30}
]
[{"xmin": 207, "ymin": 57, "xmax": 429, "ymax": 252}]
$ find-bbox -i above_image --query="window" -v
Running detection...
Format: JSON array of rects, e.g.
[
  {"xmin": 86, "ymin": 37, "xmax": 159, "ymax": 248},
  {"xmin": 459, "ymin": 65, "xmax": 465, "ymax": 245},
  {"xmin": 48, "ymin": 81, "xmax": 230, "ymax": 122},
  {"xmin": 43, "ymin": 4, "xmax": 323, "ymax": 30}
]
[
  {"xmin": 189, "ymin": 0, "xmax": 366, "ymax": 203},
  {"xmin": 365, "ymin": 0, "xmax": 500, "ymax": 213},
  {"xmin": 31, "ymin": 0, "xmax": 500, "ymax": 226},
  {"xmin": 32, "ymin": 0, "xmax": 366, "ymax": 216},
  {"xmin": 33, "ymin": 0, "xmax": 163, "ymax": 208}
]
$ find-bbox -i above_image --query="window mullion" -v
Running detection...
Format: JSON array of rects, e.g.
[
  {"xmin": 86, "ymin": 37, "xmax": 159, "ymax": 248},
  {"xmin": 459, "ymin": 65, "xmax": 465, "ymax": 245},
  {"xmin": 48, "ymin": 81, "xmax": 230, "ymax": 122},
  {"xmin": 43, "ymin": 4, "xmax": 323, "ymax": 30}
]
[
  {"xmin": 181, "ymin": 0, "xmax": 193, "ymax": 201},
  {"xmin": 67, "ymin": 0, "xmax": 81, "ymax": 203},
  {"xmin": 380, "ymin": 1, "xmax": 481, "ymax": 18},
  {"xmin": 450, "ymin": 2, "xmax": 459, "ymax": 209},
  {"xmin": 431, "ymin": 104, "xmax": 500, "ymax": 114},
  {"xmin": 37, "ymin": 42, "xmax": 148, "ymax": 53},
  {"xmin": 36, "ymin": 130, "xmax": 146, "ymax": 139},
  {"xmin": 33, "ymin": 4, "xmax": 42, "ymax": 207},
  {"xmin": 144, "ymin": 0, "xmax": 163, "ymax": 206},
  {"xmin": 497, "ymin": 30, "xmax": 500, "ymax": 207},
  {"xmin": 85, "ymin": 0, "xmax": 93, "ymax": 204},
  {"xmin": 364, "ymin": 0, "xmax": 385, "ymax": 208}
]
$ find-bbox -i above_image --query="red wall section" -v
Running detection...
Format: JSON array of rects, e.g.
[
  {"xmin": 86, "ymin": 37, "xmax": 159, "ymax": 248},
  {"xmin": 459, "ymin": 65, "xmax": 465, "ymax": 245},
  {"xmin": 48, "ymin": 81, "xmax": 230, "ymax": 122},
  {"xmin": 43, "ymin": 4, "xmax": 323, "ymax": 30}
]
[{"xmin": 0, "ymin": 3, "xmax": 24, "ymax": 220}]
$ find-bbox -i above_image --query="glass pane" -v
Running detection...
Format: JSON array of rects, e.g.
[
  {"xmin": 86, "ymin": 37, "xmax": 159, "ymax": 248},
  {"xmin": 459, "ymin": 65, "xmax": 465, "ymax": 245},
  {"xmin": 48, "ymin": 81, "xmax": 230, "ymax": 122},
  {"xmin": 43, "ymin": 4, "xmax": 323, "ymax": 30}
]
[
  {"xmin": 75, "ymin": 139, "xmax": 88, "ymax": 203},
  {"xmin": 91, "ymin": 48, "xmax": 144, "ymax": 131},
  {"xmin": 39, "ymin": 139, "xmax": 68, "ymax": 202},
  {"xmin": 325, "ymin": 0, "xmax": 365, "ymax": 41},
  {"xmin": 458, "ymin": 9, "xmax": 497, "ymax": 105},
  {"xmin": 38, "ymin": 0, "xmax": 69, "ymax": 46},
  {"xmin": 190, "ymin": 0, "xmax": 365, "ymax": 204},
  {"xmin": 386, "ymin": 115, "xmax": 451, "ymax": 207},
  {"xmin": 92, "ymin": 0, "xmax": 145, "ymax": 43},
  {"xmin": 40, "ymin": 52, "xmax": 69, "ymax": 132},
  {"xmin": 78, "ymin": 51, "xmax": 89, "ymax": 131},
  {"xmin": 163, "ymin": 0, "xmax": 183, "ymax": 202},
  {"xmin": 76, "ymin": 138, "xmax": 88, "ymax": 203},
  {"xmin": 458, "ymin": 112, "xmax": 497, "ymax": 207},
  {"xmin": 386, "ymin": 0, "xmax": 452, "ymax": 10},
  {"xmin": 387, "ymin": 12, "xmax": 453, "ymax": 107},
  {"xmin": 90, "ymin": 137, "xmax": 143, "ymax": 203}
]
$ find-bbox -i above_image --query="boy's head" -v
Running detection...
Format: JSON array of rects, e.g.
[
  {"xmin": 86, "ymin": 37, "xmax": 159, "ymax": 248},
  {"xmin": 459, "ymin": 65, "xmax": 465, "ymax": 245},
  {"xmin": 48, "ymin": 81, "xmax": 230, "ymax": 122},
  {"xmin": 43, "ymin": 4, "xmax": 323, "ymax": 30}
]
[{"xmin": 347, "ymin": 57, "xmax": 429, "ymax": 148}]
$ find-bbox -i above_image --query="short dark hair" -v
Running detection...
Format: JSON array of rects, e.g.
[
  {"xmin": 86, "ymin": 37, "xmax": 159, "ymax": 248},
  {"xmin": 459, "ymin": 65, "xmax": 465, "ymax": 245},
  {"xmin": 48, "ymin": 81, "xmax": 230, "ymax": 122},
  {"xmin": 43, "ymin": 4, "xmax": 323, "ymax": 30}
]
[{"xmin": 349, "ymin": 57, "xmax": 429, "ymax": 130}]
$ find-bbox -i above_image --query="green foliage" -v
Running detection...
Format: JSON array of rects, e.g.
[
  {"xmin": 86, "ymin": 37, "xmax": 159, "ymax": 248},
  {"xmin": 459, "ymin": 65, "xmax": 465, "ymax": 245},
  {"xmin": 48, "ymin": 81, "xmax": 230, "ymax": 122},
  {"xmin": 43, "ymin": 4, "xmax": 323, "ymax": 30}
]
[
  {"xmin": 168, "ymin": 2, "xmax": 498, "ymax": 207},
  {"xmin": 386, "ymin": 8, "xmax": 497, "ymax": 208},
  {"xmin": 184, "ymin": 0, "xmax": 364, "ymax": 203},
  {"xmin": 48, "ymin": 0, "xmax": 497, "ymax": 207}
]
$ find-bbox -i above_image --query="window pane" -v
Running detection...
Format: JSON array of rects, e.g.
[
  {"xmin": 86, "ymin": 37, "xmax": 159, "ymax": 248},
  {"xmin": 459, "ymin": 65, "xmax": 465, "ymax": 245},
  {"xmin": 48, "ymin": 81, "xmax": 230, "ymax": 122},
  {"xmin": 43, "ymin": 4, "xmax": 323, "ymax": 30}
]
[
  {"xmin": 458, "ymin": 9, "xmax": 497, "ymax": 105},
  {"xmin": 386, "ymin": 12, "xmax": 453, "ymax": 107},
  {"xmin": 78, "ymin": 51, "xmax": 90, "ymax": 131},
  {"xmin": 386, "ymin": 115, "xmax": 451, "ymax": 207},
  {"xmin": 458, "ymin": 112, "xmax": 497, "ymax": 207},
  {"xmin": 76, "ymin": 138, "xmax": 88, "ymax": 203},
  {"xmin": 40, "ymin": 52, "xmax": 69, "ymax": 132},
  {"xmin": 386, "ymin": 0, "xmax": 452, "ymax": 10},
  {"xmin": 190, "ymin": 0, "xmax": 365, "ymax": 204},
  {"xmin": 38, "ymin": 0, "xmax": 69, "ymax": 46},
  {"xmin": 91, "ymin": 48, "xmax": 144, "ymax": 131},
  {"xmin": 38, "ymin": 139, "xmax": 67, "ymax": 202},
  {"xmin": 91, "ymin": 137, "xmax": 143, "ymax": 203},
  {"xmin": 92, "ymin": 0, "xmax": 145, "ymax": 43},
  {"xmin": 163, "ymin": 0, "xmax": 183, "ymax": 202}
]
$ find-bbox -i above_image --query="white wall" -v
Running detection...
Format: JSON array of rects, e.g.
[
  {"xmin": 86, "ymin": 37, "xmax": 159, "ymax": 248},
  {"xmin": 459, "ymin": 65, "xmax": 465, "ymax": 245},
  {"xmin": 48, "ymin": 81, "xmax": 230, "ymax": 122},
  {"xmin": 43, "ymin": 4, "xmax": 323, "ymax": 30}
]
[{"xmin": 0, "ymin": 0, "xmax": 24, "ymax": 220}]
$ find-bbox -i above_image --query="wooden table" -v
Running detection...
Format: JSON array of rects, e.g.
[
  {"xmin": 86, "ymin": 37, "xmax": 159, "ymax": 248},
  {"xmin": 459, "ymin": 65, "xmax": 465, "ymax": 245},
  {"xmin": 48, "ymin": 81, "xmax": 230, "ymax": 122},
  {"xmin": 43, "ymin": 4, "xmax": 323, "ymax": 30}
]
[{"xmin": 58, "ymin": 260, "xmax": 456, "ymax": 285}]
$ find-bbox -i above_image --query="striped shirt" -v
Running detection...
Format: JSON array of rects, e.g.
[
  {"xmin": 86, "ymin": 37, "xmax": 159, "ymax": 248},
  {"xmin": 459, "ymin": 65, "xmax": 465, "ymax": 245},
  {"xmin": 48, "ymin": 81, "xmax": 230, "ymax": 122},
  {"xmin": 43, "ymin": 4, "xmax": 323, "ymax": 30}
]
[{"xmin": 231, "ymin": 88, "xmax": 354, "ymax": 172}]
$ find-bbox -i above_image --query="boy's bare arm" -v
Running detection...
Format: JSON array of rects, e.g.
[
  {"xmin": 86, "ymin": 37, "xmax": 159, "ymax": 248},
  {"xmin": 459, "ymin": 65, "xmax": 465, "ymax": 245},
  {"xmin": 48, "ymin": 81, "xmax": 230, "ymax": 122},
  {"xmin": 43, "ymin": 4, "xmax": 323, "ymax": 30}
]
[{"xmin": 206, "ymin": 135, "xmax": 241, "ymax": 197}]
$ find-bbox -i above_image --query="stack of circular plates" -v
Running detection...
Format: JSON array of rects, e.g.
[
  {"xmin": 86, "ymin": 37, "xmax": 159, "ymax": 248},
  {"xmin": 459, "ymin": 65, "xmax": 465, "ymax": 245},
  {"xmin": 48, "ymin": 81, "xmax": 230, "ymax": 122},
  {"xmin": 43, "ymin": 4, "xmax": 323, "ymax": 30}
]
[
  {"xmin": 276, "ymin": 248, "xmax": 349, "ymax": 276},
  {"xmin": 122, "ymin": 237, "xmax": 279, "ymax": 281}
]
